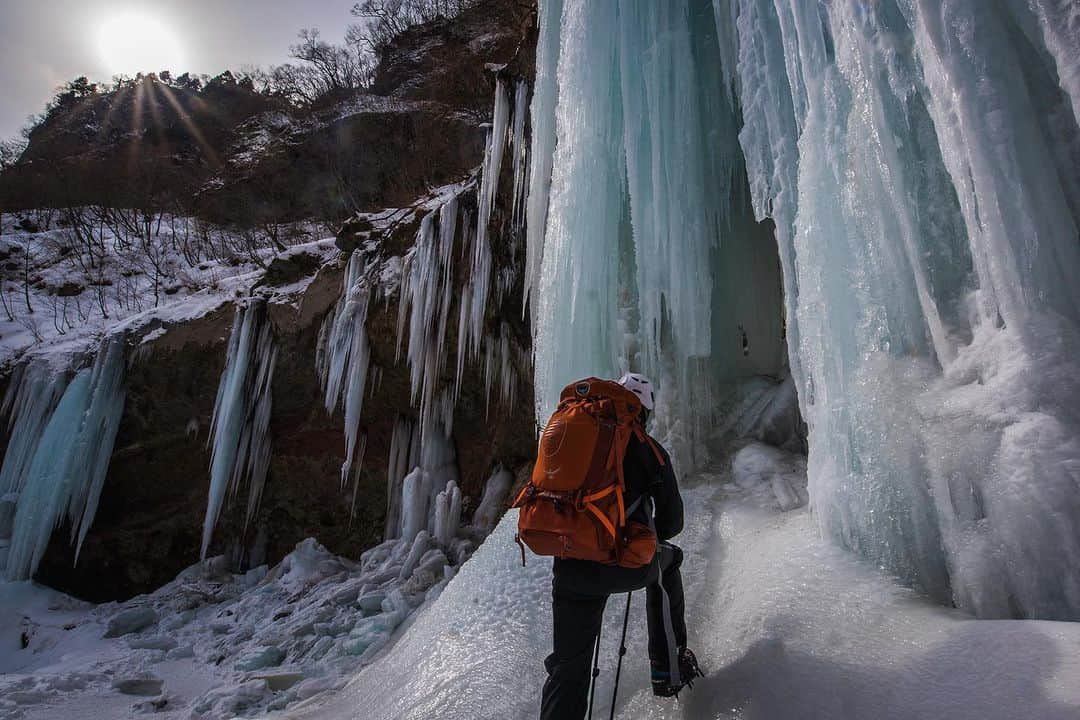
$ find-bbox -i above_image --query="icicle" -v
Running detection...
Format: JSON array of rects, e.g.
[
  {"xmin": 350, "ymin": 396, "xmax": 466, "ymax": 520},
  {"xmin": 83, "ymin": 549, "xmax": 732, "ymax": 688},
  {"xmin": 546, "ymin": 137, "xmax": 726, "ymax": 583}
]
[
  {"xmin": 510, "ymin": 80, "xmax": 530, "ymax": 229},
  {"xmin": 202, "ymin": 301, "xmax": 277, "ymax": 560},
  {"xmin": 384, "ymin": 417, "xmax": 415, "ymax": 540},
  {"xmin": 396, "ymin": 197, "xmax": 460, "ymax": 435},
  {"xmin": 460, "ymin": 78, "xmax": 511, "ymax": 377},
  {"xmin": 523, "ymin": 0, "xmax": 564, "ymax": 321},
  {"xmin": 320, "ymin": 252, "xmax": 373, "ymax": 488},
  {"xmin": 348, "ymin": 432, "xmax": 368, "ymax": 521},
  {"xmin": 5, "ymin": 337, "xmax": 127, "ymax": 580},
  {"xmin": 0, "ymin": 362, "xmax": 69, "ymax": 498}
]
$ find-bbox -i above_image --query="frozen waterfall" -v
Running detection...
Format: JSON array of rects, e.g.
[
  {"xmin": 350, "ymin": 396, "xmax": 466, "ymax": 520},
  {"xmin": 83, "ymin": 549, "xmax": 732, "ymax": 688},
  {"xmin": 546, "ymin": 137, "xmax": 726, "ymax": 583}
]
[
  {"xmin": 529, "ymin": 0, "xmax": 787, "ymax": 470},
  {"xmin": 529, "ymin": 0, "xmax": 1080, "ymax": 619},
  {"xmin": 319, "ymin": 250, "xmax": 374, "ymax": 492},
  {"xmin": 1, "ymin": 338, "xmax": 127, "ymax": 580},
  {"xmin": 203, "ymin": 301, "xmax": 277, "ymax": 560}
]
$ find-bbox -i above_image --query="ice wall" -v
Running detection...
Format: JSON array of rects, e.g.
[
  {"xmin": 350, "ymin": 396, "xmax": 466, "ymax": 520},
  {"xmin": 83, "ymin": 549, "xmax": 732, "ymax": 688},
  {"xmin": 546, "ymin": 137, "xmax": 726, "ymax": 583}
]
[
  {"xmin": 203, "ymin": 301, "xmax": 277, "ymax": 559},
  {"xmin": 530, "ymin": 0, "xmax": 1080, "ymax": 618},
  {"xmin": 733, "ymin": 0, "xmax": 1080, "ymax": 619},
  {"xmin": 2, "ymin": 338, "xmax": 127, "ymax": 580},
  {"xmin": 320, "ymin": 73, "xmax": 530, "ymax": 539},
  {"xmin": 529, "ymin": 0, "xmax": 786, "ymax": 469}
]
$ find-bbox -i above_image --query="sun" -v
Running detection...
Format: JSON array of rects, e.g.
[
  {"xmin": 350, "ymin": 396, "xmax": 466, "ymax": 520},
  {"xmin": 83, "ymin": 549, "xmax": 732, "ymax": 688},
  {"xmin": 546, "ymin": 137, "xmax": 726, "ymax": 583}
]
[{"xmin": 97, "ymin": 11, "xmax": 185, "ymax": 77}]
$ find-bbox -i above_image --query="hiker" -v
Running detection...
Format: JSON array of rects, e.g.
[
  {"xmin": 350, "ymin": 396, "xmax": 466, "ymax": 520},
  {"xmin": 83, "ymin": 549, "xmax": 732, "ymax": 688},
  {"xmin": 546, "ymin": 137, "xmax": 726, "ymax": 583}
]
[{"xmin": 514, "ymin": 373, "xmax": 702, "ymax": 720}]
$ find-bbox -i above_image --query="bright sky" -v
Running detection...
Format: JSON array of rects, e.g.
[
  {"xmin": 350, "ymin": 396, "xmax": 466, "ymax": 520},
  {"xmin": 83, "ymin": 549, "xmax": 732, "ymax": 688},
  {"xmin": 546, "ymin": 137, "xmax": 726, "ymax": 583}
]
[{"xmin": 0, "ymin": 0, "xmax": 357, "ymax": 140}]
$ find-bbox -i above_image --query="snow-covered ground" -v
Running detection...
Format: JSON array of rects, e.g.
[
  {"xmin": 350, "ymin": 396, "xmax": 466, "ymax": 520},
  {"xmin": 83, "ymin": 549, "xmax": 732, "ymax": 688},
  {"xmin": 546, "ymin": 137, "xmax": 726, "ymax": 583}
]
[
  {"xmin": 4, "ymin": 443, "xmax": 1079, "ymax": 719},
  {"xmin": 0, "ymin": 211, "xmax": 336, "ymax": 367},
  {"xmin": 285, "ymin": 443, "xmax": 1080, "ymax": 720},
  {"xmin": 0, "ymin": 528, "xmax": 476, "ymax": 720}
]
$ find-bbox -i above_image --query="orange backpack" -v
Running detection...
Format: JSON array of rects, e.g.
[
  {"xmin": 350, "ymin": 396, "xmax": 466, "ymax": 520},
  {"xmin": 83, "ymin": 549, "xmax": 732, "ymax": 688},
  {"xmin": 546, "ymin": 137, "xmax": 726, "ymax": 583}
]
[{"xmin": 513, "ymin": 377, "xmax": 663, "ymax": 568}]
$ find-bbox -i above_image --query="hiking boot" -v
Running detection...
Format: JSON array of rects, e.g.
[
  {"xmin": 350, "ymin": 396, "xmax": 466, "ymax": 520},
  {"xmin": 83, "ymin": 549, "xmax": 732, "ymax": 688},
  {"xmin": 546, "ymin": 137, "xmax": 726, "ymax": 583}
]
[{"xmin": 651, "ymin": 647, "xmax": 704, "ymax": 697}]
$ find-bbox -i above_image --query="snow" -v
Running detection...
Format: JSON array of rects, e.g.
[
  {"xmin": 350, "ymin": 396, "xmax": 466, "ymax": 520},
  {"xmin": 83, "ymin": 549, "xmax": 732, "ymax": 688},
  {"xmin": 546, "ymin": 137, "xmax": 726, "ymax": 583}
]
[
  {"xmin": 0, "ymin": 212, "xmax": 334, "ymax": 369},
  {"xmin": 284, "ymin": 463, "xmax": 1080, "ymax": 720},
  {"xmin": 0, "ymin": 459, "xmax": 502, "ymax": 720}
]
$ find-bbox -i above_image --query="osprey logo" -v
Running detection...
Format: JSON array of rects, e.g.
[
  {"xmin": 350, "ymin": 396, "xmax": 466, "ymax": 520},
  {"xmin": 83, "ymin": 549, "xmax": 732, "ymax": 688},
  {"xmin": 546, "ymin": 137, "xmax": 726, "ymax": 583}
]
[
  {"xmin": 575, "ymin": 382, "xmax": 590, "ymax": 397},
  {"xmin": 541, "ymin": 420, "xmax": 567, "ymax": 457}
]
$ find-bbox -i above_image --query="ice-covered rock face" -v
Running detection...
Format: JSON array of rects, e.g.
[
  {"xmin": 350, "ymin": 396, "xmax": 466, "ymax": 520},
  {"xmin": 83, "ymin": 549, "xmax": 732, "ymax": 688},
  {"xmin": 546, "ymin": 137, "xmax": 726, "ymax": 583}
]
[
  {"xmin": 529, "ymin": 0, "xmax": 1080, "ymax": 619},
  {"xmin": 529, "ymin": 0, "xmax": 787, "ymax": 472}
]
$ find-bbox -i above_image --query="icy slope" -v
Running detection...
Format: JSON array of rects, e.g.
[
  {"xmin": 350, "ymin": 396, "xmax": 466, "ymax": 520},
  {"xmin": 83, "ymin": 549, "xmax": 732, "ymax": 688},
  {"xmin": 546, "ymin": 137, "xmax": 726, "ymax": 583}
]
[{"xmin": 289, "ymin": 451, "xmax": 1080, "ymax": 720}]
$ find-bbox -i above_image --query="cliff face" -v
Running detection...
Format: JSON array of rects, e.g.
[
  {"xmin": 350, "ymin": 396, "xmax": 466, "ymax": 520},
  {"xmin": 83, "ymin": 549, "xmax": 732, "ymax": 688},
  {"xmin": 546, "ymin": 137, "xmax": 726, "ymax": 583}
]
[
  {"xmin": 0, "ymin": 77, "xmax": 282, "ymax": 213},
  {"xmin": 18, "ymin": 0, "xmax": 538, "ymax": 601},
  {"xmin": 0, "ymin": 1, "xmax": 535, "ymax": 227}
]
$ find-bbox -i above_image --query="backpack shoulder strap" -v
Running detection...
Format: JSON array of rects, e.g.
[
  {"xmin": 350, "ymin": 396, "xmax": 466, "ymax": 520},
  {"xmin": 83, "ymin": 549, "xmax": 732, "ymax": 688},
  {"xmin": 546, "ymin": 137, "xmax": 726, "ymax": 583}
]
[{"xmin": 632, "ymin": 423, "xmax": 667, "ymax": 466}]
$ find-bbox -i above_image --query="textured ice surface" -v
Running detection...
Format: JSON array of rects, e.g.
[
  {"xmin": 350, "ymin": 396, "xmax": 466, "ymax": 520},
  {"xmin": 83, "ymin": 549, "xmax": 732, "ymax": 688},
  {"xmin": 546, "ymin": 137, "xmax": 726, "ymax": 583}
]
[
  {"xmin": 203, "ymin": 301, "xmax": 277, "ymax": 558},
  {"xmin": 0, "ymin": 483, "xmax": 497, "ymax": 720},
  {"xmin": 732, "ymin": 0, "xmax": 1080, "ymax": 618},
  {"xmin": 286, "ymin": 488, "xmax": 713, "ymax": 720},
  {"xmin": 531, "ymin": 0, "xmax": 787, "ymax": 473},
  {"xmin": 531, "ymin": 0, "xmax": 1080, "ymax": 618},
  {"xmin": 3, "ymin": 338, "xmax": 126, "ymax": 580},
  {"xmin": 287, "ymin": 472, "xmax": 1080, "ymax": 720}
]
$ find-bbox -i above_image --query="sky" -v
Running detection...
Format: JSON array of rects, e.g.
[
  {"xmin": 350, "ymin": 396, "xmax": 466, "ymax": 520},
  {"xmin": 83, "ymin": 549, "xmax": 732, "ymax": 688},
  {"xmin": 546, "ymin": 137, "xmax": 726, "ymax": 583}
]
[{"xmin": 0, "ymin": 0, "xmax": 358, "ymax": 140}]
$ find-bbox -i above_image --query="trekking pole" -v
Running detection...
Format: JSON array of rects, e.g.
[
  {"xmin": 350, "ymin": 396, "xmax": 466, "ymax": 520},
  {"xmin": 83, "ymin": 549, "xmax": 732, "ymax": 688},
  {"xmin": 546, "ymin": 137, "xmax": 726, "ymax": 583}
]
[
  {"xmin": 609, "ymin": 592, "xmax": 632, "ymax": 720},
  {"xmin": 586, "ymin": 623, "xmax": 602, "ymax": 720}
]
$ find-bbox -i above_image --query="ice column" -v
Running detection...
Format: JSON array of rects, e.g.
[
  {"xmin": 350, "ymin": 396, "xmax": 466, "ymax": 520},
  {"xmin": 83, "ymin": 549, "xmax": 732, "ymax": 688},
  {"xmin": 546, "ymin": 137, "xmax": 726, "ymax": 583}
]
[
  {"xmin": 5, "ymin": 337, "xmax": 127, "ymax": 580},
  {"xmin": 203, "ymin": 301, "xmax": 277, "ymax": 559},
  {"xmin": 732, "ymin": 0, "xmax": 1080, "ymax": 618},
  {"xmin": 384, "ymin": 416, "xmax": 418, "ymax": 540},
  {"xmin": 0, "ymin": 362, "xmax": 69, "ymax": 498},
  {"xmin": 533, "ymin": 0, "xmax": 628, "ymax": 421},
  {"xmin": 319, "ymin": 252, "xmax": 373, "ymax": 489},
  {"xmin": 397, "ymin": 198, "xmax": 459, "ymax": 431},
  {"xmin": 471, "ymin": 466, "xmax": 513, "ymax": 532},
  {"xmin": 510, "ymin": 79, "xmax": 530, "ymax": 229},
  {"xmin": 523, "ymin": 0, "xmax": 563, "ymax": 322}
]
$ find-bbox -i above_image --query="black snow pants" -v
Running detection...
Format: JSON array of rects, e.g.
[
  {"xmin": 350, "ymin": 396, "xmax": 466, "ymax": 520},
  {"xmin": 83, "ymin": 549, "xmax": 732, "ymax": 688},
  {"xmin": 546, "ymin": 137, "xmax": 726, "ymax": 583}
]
[{"xmin": 539, "ymin": 542, "xmax": 687, "ymax": 720}]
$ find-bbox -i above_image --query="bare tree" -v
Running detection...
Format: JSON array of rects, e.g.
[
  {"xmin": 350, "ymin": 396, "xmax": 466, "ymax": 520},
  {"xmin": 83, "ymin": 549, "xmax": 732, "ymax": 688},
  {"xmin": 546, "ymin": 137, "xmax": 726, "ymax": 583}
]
[{"xmin": 350, "ymin": 0, "xmax": 476, "ymax": 52}]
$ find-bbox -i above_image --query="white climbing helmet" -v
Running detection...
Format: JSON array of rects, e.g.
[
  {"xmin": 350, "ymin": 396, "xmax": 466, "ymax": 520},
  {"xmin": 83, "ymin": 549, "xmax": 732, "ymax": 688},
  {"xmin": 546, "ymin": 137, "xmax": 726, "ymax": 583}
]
[{"xmin": 618, "ymin": 372, "xmax": 655, "ymax": 411}]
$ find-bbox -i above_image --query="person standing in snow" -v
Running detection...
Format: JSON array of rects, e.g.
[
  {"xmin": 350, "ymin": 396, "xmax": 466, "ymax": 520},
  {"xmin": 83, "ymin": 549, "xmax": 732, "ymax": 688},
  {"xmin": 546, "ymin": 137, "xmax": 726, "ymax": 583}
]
[{"xmin": 533, "ymin": 373, "xmax": 702, "ymax": 719}]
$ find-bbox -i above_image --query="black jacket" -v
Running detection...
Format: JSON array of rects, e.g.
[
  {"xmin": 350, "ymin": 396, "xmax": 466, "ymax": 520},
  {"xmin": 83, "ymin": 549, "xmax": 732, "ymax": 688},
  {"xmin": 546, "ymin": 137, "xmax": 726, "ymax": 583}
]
[{"xmin": 552, "ymin": 431, "xmax": 683, "ymax": 596}]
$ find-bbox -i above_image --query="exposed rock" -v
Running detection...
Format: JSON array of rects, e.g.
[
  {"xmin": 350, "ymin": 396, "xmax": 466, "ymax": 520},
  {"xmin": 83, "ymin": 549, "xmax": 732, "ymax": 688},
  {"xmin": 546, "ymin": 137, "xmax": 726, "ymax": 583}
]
[
  {"xmin": 17, "ymin": 0, "xmax": 539, "ymax": 603},
  {"xmin": 257, "ymin": 250, "xmax": 322, "ymax": 289},
  {"xmin": 0, "ymin": 75, "xmax": 282, "ymax": 213},
  {"xmin": 53, "ymin": 282, "xmax": 84, "ymax": 297}
]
